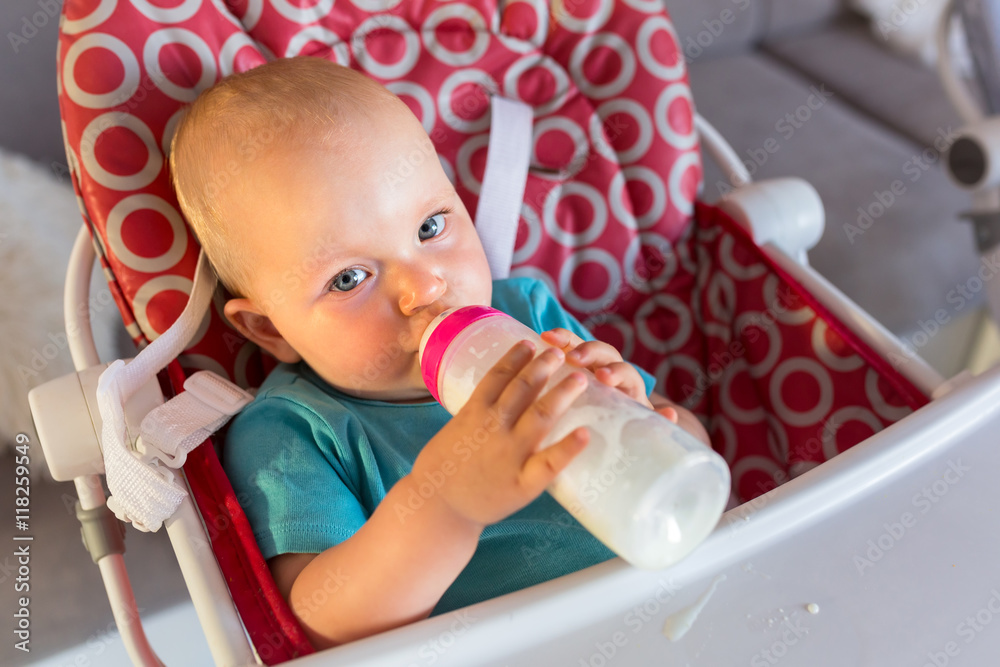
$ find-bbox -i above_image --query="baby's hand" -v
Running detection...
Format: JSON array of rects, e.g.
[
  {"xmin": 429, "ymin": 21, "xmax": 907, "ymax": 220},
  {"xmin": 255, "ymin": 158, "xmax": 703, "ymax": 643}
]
[
  {"xmin": 651, "ymin": 393, "xmax": 712, "ymax": 447},
  {"xmin": 540, "ymin": 328, "xmax": 653, "ymax": 409},
  {"xmin": 411, "ymin": 340, "xmax": 590, "ymax": 529}
]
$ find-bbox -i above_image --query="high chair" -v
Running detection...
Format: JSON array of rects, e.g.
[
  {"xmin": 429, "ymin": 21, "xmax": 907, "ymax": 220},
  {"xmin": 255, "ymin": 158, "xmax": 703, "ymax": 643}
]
[{"xmin": 28, "ymin": 0, "xmax": 1000, "ymax": 664}]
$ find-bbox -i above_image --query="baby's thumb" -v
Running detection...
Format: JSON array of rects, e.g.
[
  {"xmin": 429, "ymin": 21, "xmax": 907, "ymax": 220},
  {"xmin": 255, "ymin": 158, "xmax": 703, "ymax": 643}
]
[
  {"xmin": 656, "ymin": 406, "xmax": 679, "ymax": 423},
  {"xmin": 521, "ymin": 427, "xmax": 589, "ymax": 491}
]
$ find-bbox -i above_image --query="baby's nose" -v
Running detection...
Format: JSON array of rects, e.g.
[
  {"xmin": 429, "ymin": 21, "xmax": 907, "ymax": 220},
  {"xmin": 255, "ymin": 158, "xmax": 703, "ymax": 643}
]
[{"xmin": 398, "ymin": 268, "xmax": 446, "ymax": 315}]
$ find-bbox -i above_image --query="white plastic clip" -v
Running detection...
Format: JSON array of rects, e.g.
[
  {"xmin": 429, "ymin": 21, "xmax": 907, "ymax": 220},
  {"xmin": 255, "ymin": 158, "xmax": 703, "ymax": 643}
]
[
  {"xmin": 184, "ymin": 370, "xmax": 255, "ymax": 416},
  {"xmin": 138, "ymin": 371, "xmax": 254, "ymax": 469}
]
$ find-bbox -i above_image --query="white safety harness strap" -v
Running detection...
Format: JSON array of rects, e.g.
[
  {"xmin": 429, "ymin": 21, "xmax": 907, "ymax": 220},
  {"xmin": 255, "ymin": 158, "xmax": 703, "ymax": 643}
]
[
  {"xmin": 474, "ymin": 96, "xmax": 534, "ymax": 280},
  {"xmin": 97, "ymin": 251, "xmax": 252, "ymax": 531}
]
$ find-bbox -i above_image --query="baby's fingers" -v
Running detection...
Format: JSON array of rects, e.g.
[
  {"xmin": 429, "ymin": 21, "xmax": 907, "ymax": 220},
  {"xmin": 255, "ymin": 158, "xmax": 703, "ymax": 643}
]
[
  {"xmin": 594, "ymin": 363, "xmax": 651, "ymax": 405},
  {"xmin": 520, "ymin": 427, "xmax": 589, "ymax": 493},
  {"xmin": 540, "ymin": 328, "xmax": 584, "ymax": 353},
  {"xmin": 655, "ymin": 405, "xmax": 679, "ymax": 423},
  {"xmin": 495, "ymin": 346, "xmax": 567, "ymax": 424},
  {"xmin": 471, "ymin": 340, "xmax": 536, "ymax": 405},
  {"xmin": 515, "ymin": 371, "xmax": 588, "ymax": 448}
]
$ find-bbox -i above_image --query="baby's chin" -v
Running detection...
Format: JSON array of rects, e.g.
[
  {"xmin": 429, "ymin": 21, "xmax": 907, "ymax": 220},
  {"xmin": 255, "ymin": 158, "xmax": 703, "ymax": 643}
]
[
  {"xmin": 328, "ymin": 364, "xmax": 436, "ymax": 404},
  {"xmin": 347, "ymin": 383, "xmax": 436, "ymax": 404}
]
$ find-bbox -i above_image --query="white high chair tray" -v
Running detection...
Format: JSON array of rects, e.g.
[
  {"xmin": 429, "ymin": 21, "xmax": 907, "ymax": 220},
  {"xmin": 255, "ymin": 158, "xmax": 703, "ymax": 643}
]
[{"xmin": 294, "ymin": 363, "xmax": 1000, "ymax": 666}]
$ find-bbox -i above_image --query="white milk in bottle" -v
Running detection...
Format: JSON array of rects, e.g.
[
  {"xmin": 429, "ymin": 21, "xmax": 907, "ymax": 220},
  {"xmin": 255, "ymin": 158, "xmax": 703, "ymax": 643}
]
[{"xmin": 419, "ymin": 306, "xmax": 731, "ymax": 569}]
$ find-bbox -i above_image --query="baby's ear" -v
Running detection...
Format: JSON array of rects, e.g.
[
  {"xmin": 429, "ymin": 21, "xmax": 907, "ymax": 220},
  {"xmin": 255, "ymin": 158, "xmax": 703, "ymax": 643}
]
[{"xmin": 223, "ymin": 298, "xmax": 302, "ymax": 364}]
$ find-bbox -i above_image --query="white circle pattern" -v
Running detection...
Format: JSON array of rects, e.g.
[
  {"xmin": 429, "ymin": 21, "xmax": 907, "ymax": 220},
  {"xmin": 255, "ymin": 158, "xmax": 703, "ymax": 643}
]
[
  {"xmin": 133, "ymin": 274, "xmax": 193, "ymax": 340},
  {"xmin": 161, "ymin": 108, "xmax": 185, "ymax": 157},
  {"xmin": 587, "ymin": 313, "xmax": 635, "ymax": 361},
  {"xmin": 635, "ymin": 293, "xmax": 692, "ymax": 354},
  {"xmin": 456, "ymin": 133, "xmax": 490, "ymax": 194},
  {"xmin": 503, "ymin": 53, "xmax": 571, "ymax": 117},
  {"xmin": 219, "ymin": 31, "xmax": 260, "ymax": 76},
  {"xmin": 532, "ymin": 116, "xmax": 589, "ymax": 181},
  {"xmin": 735, "ymin": 311, "xmax": 782, "ymax": 379},
  {"xmin": 707, "ymin": 271, "xmax": 736, "ymax": 323},
  {"xmin": 353, "ymin": 15, "xmax": 420, "ymax": 78},
  {"xmin": 719, "ymin": 234, "xmax": 766, "ymax": 281},
  {"xmin": 865, "ymin": 368, "xmax": 911, "ymax": 421},
  {"xmin": 438, "ymin": 69, "xmax": 497, "ymax": 133},
  {"xmin": 608, "ymin": 171, "xmax": 637, "ymax": 231},
  {"xmin": 80, "ymin": 112, "xmax": 162, "ymax": 191},
  {"xmin": 424, "ymin": 3, "xmax": 490, "ymax": 67},
  {"xmin": 596, "ymin": 98, "xmax": 654, "ymax": 165},
  {"xmin": 623, "ymin": 231, "xmax": 675, "ymax": 294},
  {"xmin": 668, "ymin": 151, "xmax": 699, "ymax": 217},
  {"xmin": 503, "ymin": 0, "xmax": 549, "ymax": 48},
  {"xmin": 350, "ymin": 0, "xmax": 403, "ymax": 10},
  {"xmin": 769, "ymin": 358, "xmax": 835, "ymax": 427},
  {"xmin": 63, "ymin": 33, "xmax": 140, "ymax": 109},
  {"xmin": 553, "ymin": 0, "xmax": 613, "ymax": 33},
  {"xmin": 655, "ymin": 84, "xmax": 697, "ymax": 150},
  {"xmin": 143, "ymin": 29, "xmax": 217, "ymax": 102},
  {"xmin": 719, "ymin": 358, "xmax": 766, "ymax": 424},
  {"xmin": 558, "ymin": 247, "xmax": 622, "ymax": 313},
  {"xmin": 812, "ymin": 319, "xmax": 864, "ymax": 372},
  {"xmin": 654, "ymin": 353, "xmax": 703, "ymax": 408},
  {"xmin": 711, "ymin": 414, "xmax": 739, "ymax": 465},
  {"xmin": 763, "ymin": 275, "xmax": 814, "ymax": 325},
  {"xmin": 231, "ymin": 0, "xmax": 262, "ymax": 30},
  {"xmin": 62, "ymin": 0, "xmax": 117, "ymax": 35},
  {"xmin": 731, "ymin": 455, "xmax": 785, "ymax": 494},
  {"xmin": 387, "ymin": 81, "xmax": 437, "ymax": 135},
  {"xmin": 287, "ymin": 28, "xmax": 349, "ymax": 62},
  {"xmin": 636, "ymin": 15, "xmax": 684, "ymax": 81},
  {"xmin": 271, "ymin": 0, "xmax": 335, "ymax": 24},
  {"xmin": 569, "ymin": 32, "xmax": 636, "ymax": 99},
  {"xmin": 511, "ymin": 202, "xmax": 542, "ymax": 265},
  {"xmin": 765, "ymin": 415, "xmax": 790, "ymax": 466},
  {"xmin": 624, "ymin": 165, "xmax": 666, "ymax": 228},
  {"xmin": 822, "ymin": 407, "xmax": 883, "ymax": 460},
  {"xmin": 542, "ymin": 181, "xmax": 607, "ymax": 248},
  {"xmin": 106, "ymin": 194, "xmax": 188, "ymax": 273},
  {"xmin": 509, "ymin": 265, "xmax": 558, "ymax": 296},
  {"xmin": 131, "ymin": 0, "xmax": 202, "ymax": 24}
]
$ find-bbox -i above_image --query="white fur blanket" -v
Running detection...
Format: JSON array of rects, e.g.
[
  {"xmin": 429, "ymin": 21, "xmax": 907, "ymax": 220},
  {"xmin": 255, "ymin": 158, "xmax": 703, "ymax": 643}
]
[{"xmin": 0, "ymin": 147, "xmax": 129, "ymax": 455}]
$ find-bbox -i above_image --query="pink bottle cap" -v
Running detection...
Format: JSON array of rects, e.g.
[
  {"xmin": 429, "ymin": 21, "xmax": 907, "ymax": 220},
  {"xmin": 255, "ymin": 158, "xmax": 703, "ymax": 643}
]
[{"xmin": 419, "ymin": 305, "xmax": 505, "ymax": 404}]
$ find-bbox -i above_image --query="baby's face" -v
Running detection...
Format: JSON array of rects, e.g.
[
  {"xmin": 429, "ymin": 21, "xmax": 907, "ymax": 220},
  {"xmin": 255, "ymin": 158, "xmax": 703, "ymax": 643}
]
[{"xmin": 230, "ymin": 102, "xmax": 493, "ymax": 401}]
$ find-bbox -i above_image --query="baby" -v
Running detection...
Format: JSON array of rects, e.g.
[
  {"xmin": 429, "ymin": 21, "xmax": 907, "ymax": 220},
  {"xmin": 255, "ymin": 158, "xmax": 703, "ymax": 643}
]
[{"xmin": 169, "ymin": 56, "xmax": 710, "ymax": 649}]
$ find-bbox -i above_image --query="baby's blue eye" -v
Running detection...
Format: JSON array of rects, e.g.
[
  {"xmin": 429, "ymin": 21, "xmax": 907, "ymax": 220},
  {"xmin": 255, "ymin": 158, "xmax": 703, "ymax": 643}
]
[
  {"xmin": 418, "ymin": 213, "xmax": 446, "ymax": 241},
  {"xmin": 330, "ymin": 267, "xmax": 370, "ymax": 292}
]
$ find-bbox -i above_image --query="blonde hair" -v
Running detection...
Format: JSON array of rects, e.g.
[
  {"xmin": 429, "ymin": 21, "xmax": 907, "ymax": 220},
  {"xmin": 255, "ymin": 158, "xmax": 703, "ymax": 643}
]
[{"xmin": 169, "ymin": 57, "xmax": 399, "ymax": 299}]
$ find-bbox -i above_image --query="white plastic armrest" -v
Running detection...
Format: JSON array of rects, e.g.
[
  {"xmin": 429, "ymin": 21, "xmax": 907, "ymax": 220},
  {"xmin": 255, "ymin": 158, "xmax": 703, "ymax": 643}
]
[
  {"xmin": 694, "ymin": 113, "xmax": 825, "ymax": 264},
  {"xmin": 28, "ymin": 362, "xmax": 164, "ymax": 481},
  {"xmin": 718, "ymin": 178, "xmax": 826, "ymax": 264}
]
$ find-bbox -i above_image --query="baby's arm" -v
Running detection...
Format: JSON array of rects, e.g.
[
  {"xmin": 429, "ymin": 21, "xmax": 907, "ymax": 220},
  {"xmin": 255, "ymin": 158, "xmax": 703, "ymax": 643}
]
[
  {"xmin": 541, "ymin": 328, "xmax": 711, "ymax": 446},
  {"xmin": 275, "ymin": 341, "xmax": 590, "ymax": 649}
]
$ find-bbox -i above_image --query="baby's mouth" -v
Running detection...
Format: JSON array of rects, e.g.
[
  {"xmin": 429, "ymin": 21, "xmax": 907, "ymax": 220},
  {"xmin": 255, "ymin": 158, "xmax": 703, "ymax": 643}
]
[{"xmin": 407, "ymin": 303, "xmax": 452, "ymax": 351}]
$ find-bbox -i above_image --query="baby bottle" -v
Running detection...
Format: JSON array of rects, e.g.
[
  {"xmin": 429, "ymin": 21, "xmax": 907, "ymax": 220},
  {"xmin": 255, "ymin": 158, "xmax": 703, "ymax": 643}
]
[{"xmin": 419, "ymin": 306, "xmax": 731, "ymax": 570}]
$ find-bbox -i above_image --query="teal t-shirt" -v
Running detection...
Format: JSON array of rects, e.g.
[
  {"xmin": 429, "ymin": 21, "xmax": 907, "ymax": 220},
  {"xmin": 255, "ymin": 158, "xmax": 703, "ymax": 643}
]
[{"xmin": 223, "ymin": 276, "xmax": 655, "ymax": 615}]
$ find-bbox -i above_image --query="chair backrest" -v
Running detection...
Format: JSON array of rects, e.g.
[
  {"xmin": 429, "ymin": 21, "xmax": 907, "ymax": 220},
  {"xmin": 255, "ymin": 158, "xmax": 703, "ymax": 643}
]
[{"xmin": 58, "ymin": 0, "xmax": 701, "ymax": 380}]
